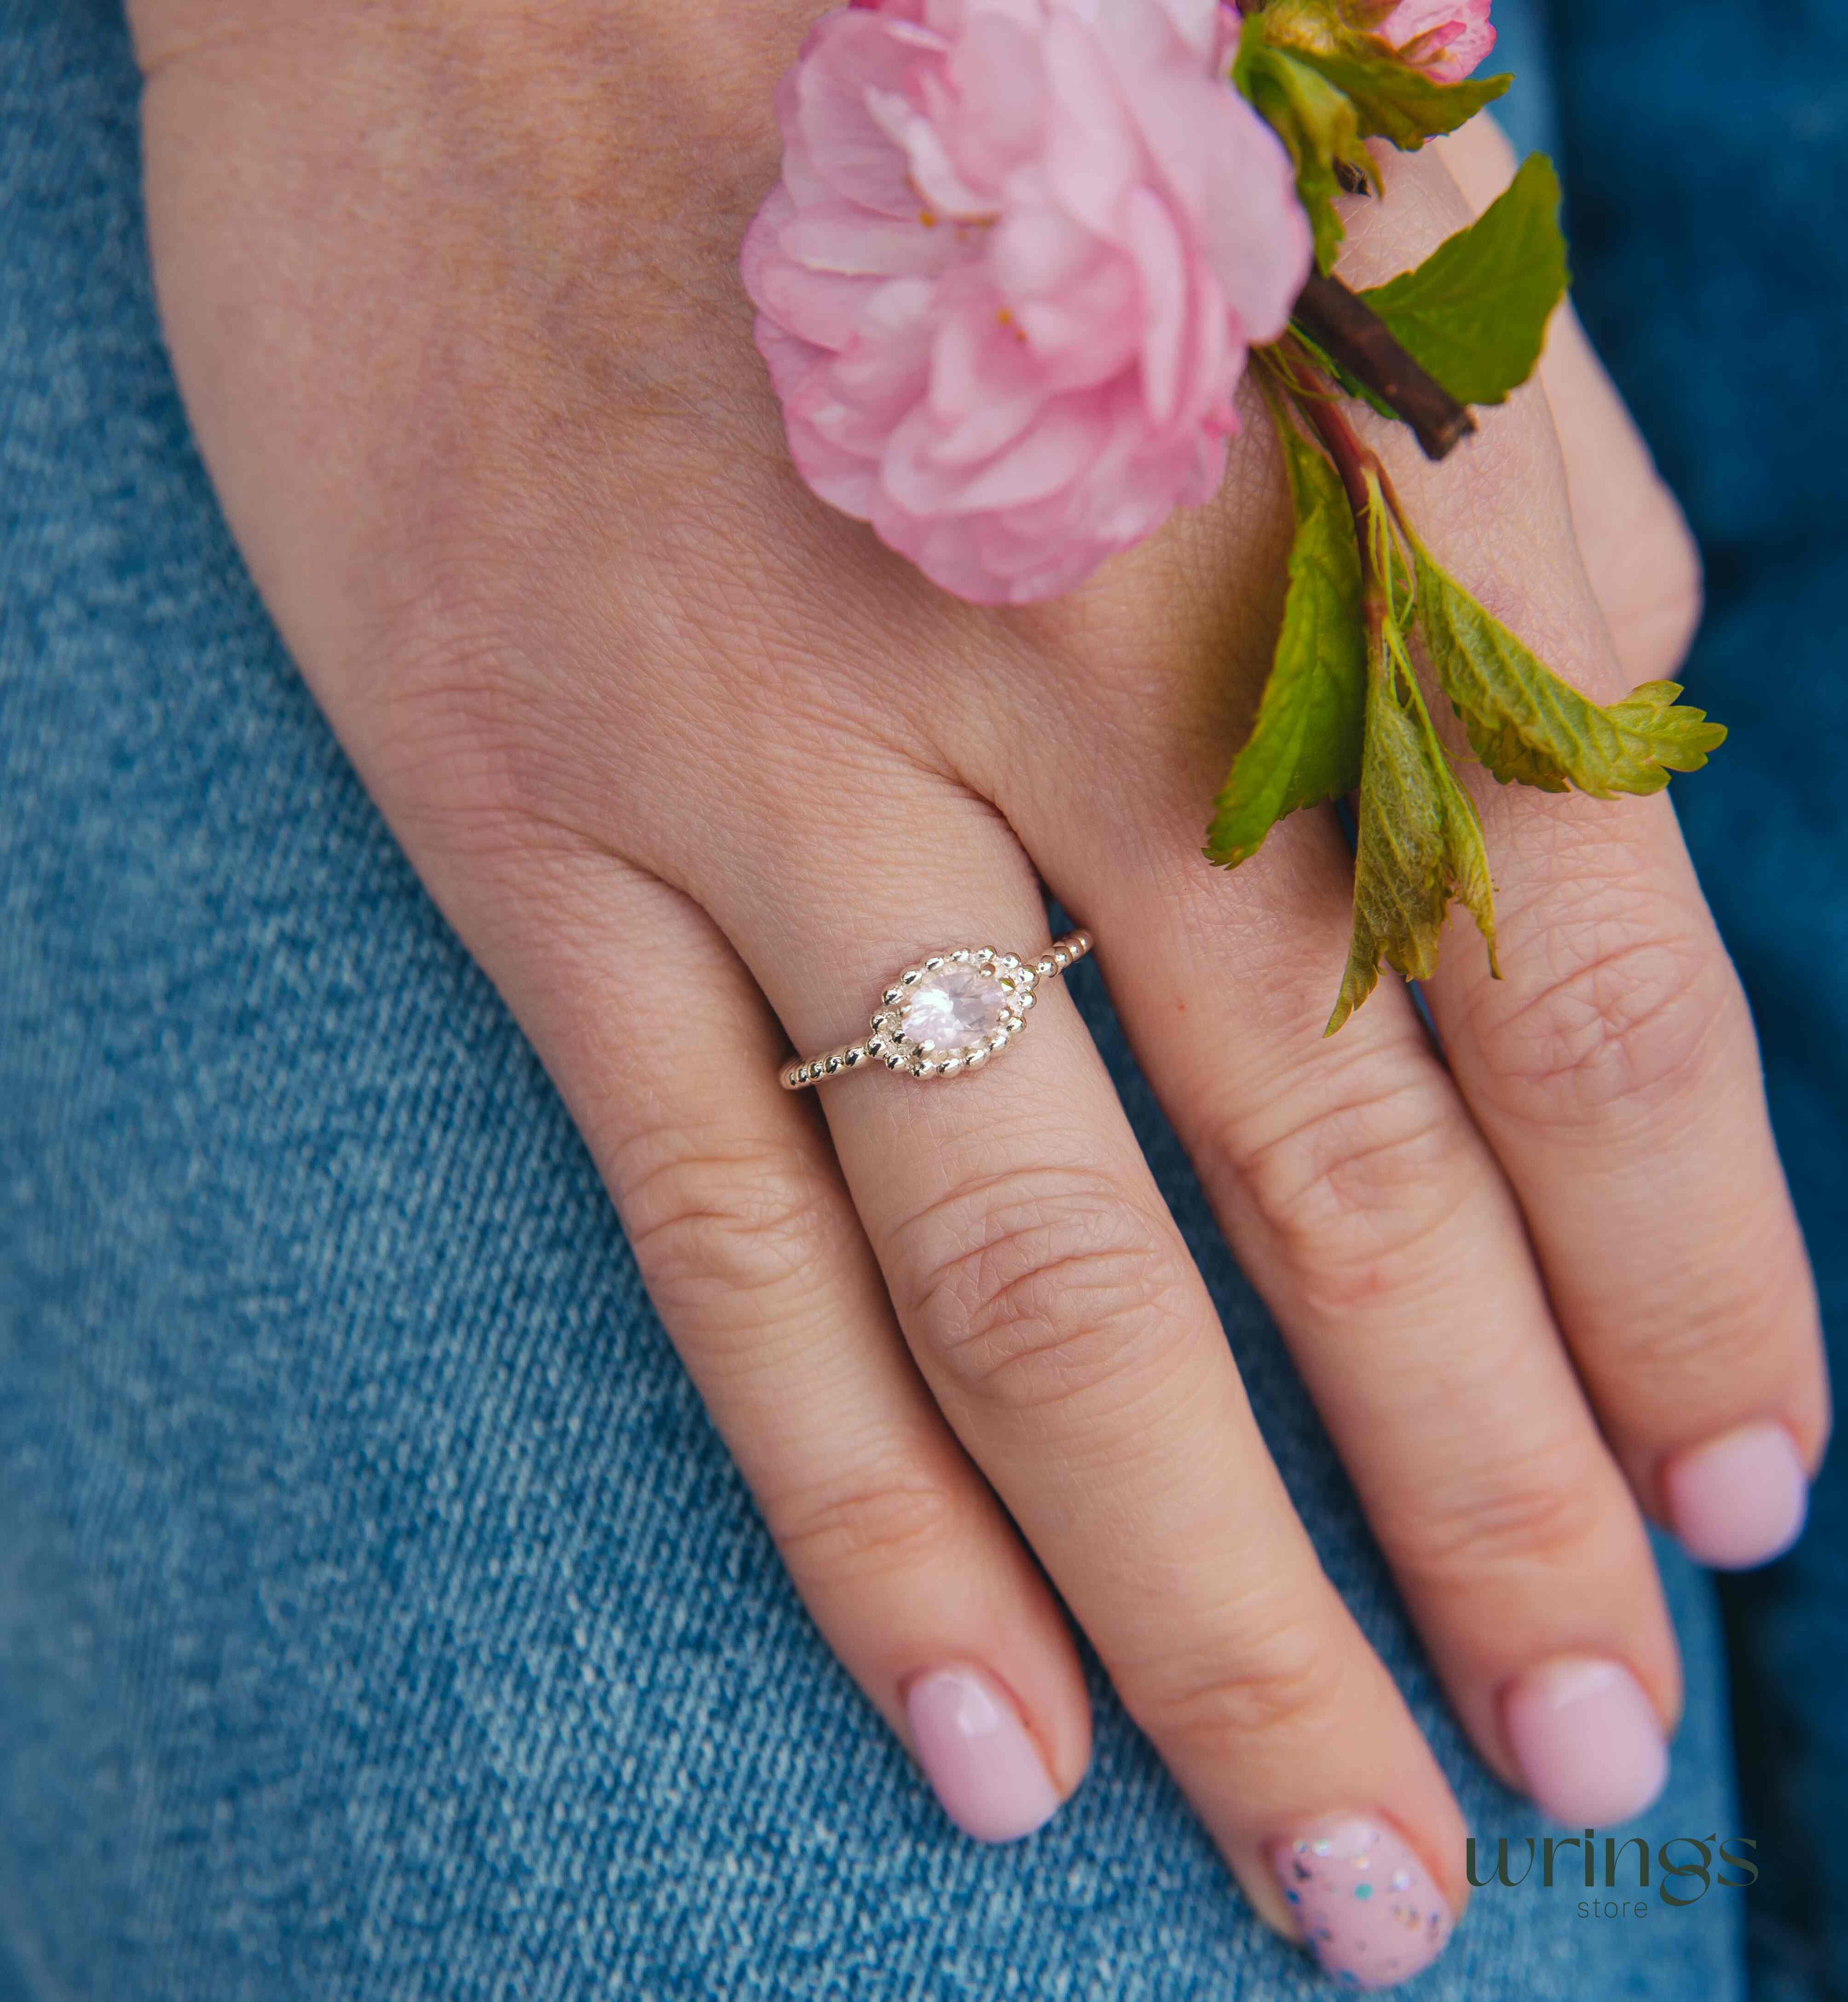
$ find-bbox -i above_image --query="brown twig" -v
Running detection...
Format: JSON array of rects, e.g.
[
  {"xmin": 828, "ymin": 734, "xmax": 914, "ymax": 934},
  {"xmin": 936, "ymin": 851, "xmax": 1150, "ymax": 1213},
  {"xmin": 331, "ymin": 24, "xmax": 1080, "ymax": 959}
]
[
  {"xmin": 1263, "ymin": 341, "xmax": 1378, "ymax": 532},
  {"xmin": 1290, "ymin": 271, "xmax": 1475, "ymax": 462}
]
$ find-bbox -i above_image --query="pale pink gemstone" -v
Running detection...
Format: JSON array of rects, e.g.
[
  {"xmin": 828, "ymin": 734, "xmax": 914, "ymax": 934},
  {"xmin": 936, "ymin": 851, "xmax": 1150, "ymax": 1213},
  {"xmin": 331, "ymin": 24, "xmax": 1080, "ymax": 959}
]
[{"xmin": 899, "ymin": 966, "xmax": 1012, "ymax": 1050}]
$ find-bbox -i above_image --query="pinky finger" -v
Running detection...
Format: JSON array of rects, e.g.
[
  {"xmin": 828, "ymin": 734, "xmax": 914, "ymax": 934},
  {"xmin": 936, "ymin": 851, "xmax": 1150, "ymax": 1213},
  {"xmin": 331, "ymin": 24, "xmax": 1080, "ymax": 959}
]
[{"xmin": 475, "ymin": 853, "xmax": 1092, "ymax": 1842}]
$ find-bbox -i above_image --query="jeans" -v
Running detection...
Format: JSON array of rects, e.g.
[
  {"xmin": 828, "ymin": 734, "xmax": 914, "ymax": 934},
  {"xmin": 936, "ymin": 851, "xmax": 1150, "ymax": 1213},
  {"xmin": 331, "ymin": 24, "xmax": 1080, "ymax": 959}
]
[
  {"xmin": 0, "ymin": 0, "xmax": 1835, "ymax": 1996},
  {"xmin": 1543, "ymin": 6, "xmax": 1848, "ymax": 1996}
]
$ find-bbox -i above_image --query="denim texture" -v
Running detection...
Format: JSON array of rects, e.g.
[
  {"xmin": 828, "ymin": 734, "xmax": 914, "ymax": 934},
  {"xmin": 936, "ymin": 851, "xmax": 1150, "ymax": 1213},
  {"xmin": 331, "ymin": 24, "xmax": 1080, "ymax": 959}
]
[
  {"xmin": 0, "ymin": 0, "xmax": 1816, "ymax": 1996},
  {"xmin": 1547, "ymin": 6, "xmax": 1848, "ymax": 1997}
]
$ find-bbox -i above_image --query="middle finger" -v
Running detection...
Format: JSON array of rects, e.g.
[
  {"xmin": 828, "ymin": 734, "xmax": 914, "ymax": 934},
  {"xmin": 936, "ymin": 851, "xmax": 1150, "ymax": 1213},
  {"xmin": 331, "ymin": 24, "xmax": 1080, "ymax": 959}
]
[{"xmin": 1028, "ymin": 761, "xmax": 1681, "ymax": 1831}]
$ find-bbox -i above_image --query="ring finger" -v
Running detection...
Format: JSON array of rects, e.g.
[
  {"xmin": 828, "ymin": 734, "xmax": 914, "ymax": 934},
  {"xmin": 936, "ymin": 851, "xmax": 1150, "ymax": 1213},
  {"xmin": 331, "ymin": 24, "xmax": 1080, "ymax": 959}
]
[{"xmin": 707, "ymin": 770, "xmax": 1474, "ymax": 1987}]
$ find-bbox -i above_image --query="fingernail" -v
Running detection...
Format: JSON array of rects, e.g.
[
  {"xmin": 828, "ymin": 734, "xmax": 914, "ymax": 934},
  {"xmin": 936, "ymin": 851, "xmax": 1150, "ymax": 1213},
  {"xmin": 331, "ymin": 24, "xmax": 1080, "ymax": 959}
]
[
  {"xmin": 1503, "ymin": 1656, "xmax": 1668, "ymax": 1825},
  {"xmin": 904, "ymin": 1663, "xmax": 1062, "ymax": 1844},
  {"xmin": 1664, "ymin": 1420, "xmax": 1808, "ymax": 1570},
  {"xmin": 1267, "ymin": 1816, "xmax": 1454, "ymax": 1992}
]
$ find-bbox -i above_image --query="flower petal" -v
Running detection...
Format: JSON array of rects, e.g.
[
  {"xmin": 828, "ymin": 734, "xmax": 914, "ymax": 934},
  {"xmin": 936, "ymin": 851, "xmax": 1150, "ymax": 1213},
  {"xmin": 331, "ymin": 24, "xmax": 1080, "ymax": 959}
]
[
  {"xmin": 1123, "ymin": 185, "xmax": 1188, "ymax": 425},
  {"xmin": 797, "ymin": 13, "xmax": 947, "ymax": 217},
  {"xmin": 741, "ymin": 0, "xmax": 1314, "ymax": 602}
]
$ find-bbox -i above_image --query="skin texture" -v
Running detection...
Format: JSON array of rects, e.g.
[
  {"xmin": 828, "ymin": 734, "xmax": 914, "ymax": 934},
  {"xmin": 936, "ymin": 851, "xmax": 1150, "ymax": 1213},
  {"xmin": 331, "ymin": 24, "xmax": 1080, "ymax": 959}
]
[{"xmin": 124, "ymin": 0, "xmax": 1826, "ymax": 1960}]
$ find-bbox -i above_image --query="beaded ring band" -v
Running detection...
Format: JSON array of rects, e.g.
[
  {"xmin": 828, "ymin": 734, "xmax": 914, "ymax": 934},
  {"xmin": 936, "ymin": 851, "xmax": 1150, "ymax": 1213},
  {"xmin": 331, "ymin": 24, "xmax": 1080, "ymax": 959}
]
[{"xmin": 780, "ymin": 930, "xmax": 1093, "ymax": 1089}]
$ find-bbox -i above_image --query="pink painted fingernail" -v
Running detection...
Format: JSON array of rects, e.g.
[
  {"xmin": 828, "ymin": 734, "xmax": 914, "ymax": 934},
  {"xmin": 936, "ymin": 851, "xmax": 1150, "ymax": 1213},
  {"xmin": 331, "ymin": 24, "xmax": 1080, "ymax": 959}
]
[
  {"xmin": 904, "ymin": 1664, "xmax": 1062, "ymax": 1844},
  {"xmin": 1664, "ymin": 1421, "xmax": 1808, "ymax": 1570},
  {"xmin": 1503, "ymin": 1657, "xmax": 1668, "ymax": 1826},
  {"xmin": 1268, "ymin": 1816, "xmax": 1454, "ymax": 1992}
]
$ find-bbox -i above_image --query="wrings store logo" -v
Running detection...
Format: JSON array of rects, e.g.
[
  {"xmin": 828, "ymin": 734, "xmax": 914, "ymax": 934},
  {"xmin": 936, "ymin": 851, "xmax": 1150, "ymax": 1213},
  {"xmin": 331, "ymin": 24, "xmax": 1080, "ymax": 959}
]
[{"xmin": 1467, "ymin": 1831, "xmax": 1759, "ymax": 1917}]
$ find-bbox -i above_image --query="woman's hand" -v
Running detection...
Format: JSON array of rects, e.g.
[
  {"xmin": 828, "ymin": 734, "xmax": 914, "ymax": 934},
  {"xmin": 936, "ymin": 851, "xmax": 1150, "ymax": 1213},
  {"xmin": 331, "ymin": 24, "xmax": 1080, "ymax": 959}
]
[{"xmin": 127, "ymin": 0, "xmax": 1825, "ymax": 1982}]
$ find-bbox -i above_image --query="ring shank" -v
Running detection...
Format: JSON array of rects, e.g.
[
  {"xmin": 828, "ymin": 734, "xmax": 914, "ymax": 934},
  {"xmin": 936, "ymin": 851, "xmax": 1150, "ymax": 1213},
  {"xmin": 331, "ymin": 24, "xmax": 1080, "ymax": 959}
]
[{"xmin": 781, "ymin": 929, "xmax": 1092, "ymax": 1089}]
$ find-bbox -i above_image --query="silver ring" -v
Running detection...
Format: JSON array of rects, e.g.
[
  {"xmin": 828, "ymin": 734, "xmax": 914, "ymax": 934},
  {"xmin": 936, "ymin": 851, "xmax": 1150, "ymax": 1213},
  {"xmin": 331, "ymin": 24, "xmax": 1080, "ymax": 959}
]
[{"xmin": 781, "ymin": 929, "xmax": 1094, "ymax": 1088}]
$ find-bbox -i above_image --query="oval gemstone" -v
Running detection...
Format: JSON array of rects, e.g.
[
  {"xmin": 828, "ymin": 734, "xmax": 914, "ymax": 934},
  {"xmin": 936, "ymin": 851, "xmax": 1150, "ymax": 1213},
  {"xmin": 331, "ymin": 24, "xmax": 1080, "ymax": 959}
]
[{"xmin": 899, "ymin": 966, "xmax": 1011, "ymax": 1050}]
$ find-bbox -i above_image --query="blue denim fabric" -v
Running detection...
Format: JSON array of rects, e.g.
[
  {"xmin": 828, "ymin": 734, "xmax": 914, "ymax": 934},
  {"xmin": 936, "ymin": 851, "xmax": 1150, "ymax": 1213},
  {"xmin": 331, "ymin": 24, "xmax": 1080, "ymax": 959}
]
[
  {"xmin": 1544, "ymin": 6, "xmax": 1848, "ymax": 1999},
  {"xmin": 0, "ymin": 0, "xmax": 1801, "ymax": 1996}
]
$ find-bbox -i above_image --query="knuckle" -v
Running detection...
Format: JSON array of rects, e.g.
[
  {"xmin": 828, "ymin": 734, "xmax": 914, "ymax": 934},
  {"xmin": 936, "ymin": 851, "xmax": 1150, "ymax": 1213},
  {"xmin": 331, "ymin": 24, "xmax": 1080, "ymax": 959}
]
[
  {"xmin": 1135, "ymin": 1615, "xmax": 1348, "ymax": 1755},
  {"xmin": 1393, "ymin": 1443, "xmax": 1611, "ymax": 1584},
  {"xmin": 1475, "ymin": 908, "xmax": 1738, "ymax": 1123},
  {"xmin": 1591, "ymin": 1249, "xmax": 1819, "ymax": 1407},
  {"xmin": 1214, "ymin": 1068, "xmax": 1478, "ymax": 1315},
  {"xmin": 620, "ymin": 1131, "xmax": 841, "ymax": 1325},
  {"xmin": 764, "ymin": 1474, "xmax": 959, "ymax": 1584},
  {"xmin": 365, "ymin": 641, "xmax": 530, "ymax": 828},
  {"xmin": 889, "ymin": 1165, "xmax": 1189, "ymax": 1413},
  {"xmin": 364, "ymin": 631, "xmax": 631, "ymax": 868}
]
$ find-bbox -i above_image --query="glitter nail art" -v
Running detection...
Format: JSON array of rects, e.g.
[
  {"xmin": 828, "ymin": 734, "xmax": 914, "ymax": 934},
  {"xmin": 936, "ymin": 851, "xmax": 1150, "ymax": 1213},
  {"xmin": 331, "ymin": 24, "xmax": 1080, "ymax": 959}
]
[{"xmin": 1269, "ymin": 1817, "xmax": 1455, "ymax": 1992}]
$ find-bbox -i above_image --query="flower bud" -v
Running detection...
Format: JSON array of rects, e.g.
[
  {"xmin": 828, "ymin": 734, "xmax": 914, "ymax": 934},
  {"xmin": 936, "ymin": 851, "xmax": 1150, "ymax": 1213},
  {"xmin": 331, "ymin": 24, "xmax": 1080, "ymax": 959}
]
[{"xmin": 1377, "ymin": 0, "xmax": 1496, "ymax": 84}]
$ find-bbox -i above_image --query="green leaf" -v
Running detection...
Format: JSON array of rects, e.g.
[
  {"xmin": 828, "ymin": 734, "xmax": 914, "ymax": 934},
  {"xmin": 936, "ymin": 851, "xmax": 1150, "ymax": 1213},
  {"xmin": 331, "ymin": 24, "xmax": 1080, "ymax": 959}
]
[
  {"xmin": 1233, "ymin": 20, "xmax": 1374, "ymax": 271},
  {"xmin": 1411, "ymin": 542, "xmax": 1727, "ymax": 796},
  {"xmin": 1207, "ymin": 413, "xmax": 1368, "ymax": 866},
  {"xmin": 1328, "ymin": 621, "xmax": 1499, "ymax": 1033},
  {"xmin": 1358, "ymin": 154, "xmax": 1569, "ymax": 405},
  {"xmin": 1298, "ymin": 46, "xmax": 1509, "ymax": 148}
]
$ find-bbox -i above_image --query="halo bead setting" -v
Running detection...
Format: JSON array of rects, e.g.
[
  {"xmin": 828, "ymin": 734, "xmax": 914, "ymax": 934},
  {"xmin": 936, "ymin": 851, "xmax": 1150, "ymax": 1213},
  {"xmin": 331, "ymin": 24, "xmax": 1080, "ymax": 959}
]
[{"xmin": 780, "ymin": 930, "xmax": 1092, "ymax": 1089}]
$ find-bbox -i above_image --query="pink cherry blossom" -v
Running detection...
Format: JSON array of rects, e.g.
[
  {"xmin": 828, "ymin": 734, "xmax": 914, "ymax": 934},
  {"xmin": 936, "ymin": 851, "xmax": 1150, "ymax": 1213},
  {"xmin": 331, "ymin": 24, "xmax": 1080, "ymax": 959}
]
[
  {"xmin": 1378, "ymin": 0, "xmax": 1496, "ymax": 83},
  {"xmin": 740, "ymin": 0, "xmax": 1311, "ymax": 604}
]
